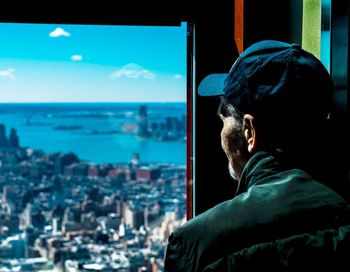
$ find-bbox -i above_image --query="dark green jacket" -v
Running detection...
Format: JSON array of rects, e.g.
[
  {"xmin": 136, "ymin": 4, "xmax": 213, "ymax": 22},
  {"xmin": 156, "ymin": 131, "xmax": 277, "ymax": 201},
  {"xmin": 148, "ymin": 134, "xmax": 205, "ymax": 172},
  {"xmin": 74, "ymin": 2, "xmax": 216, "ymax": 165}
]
[{"xmin": 164, "ymin": 151, "xmax": 350, "ymax": 271}]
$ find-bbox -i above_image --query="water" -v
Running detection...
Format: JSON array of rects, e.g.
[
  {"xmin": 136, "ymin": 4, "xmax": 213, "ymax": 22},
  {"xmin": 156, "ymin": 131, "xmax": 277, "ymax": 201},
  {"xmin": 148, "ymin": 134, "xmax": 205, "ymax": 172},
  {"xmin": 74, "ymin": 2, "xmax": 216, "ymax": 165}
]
[{"xmin": 0, "ymin": 103, "xmax": 186, "ymax": 165}]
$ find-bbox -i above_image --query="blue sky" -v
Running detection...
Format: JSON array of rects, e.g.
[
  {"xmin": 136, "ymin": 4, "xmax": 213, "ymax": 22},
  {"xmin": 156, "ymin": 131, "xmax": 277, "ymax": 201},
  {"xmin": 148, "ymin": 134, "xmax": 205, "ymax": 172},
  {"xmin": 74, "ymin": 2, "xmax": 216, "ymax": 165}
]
[{"xmin": 0, "ymin": 22, "xmax": 187, "ymax": 102}]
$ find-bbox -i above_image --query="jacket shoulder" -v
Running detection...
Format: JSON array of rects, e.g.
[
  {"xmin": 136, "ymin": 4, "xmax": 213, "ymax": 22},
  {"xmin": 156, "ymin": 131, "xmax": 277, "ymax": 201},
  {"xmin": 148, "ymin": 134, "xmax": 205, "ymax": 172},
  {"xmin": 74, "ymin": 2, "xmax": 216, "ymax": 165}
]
[
  {"xmin": 203, "ymin": 224, "xmax": 350, "ymax": 271},
  {"xmin": 164, "ymin": 232, "xmax": 191, "ymax": 271}
]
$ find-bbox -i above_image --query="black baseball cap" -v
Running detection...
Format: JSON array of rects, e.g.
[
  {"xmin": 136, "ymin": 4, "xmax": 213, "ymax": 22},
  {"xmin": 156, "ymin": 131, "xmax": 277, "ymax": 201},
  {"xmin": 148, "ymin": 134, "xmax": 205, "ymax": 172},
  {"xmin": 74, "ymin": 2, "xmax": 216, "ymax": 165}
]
[{"xmin": 198, "ymin": 40, "xmax": 333, "ymax": 121}]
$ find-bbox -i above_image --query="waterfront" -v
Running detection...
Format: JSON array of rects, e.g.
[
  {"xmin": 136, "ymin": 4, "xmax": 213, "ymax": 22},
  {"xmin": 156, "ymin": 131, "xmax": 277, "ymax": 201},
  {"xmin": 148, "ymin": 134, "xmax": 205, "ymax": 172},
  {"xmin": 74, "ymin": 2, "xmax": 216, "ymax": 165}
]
[{"xmin": 0, "ymin": 103, "xmax": 186, "ymax": 164}]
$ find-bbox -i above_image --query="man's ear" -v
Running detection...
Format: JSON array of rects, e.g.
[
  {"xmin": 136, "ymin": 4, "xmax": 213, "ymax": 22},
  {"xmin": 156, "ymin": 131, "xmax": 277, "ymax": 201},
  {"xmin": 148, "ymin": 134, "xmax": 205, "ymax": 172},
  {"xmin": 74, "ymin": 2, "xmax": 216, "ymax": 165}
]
[{"xmin": 243, "ymin": 114, "xmax": 256, "ymax": 153}]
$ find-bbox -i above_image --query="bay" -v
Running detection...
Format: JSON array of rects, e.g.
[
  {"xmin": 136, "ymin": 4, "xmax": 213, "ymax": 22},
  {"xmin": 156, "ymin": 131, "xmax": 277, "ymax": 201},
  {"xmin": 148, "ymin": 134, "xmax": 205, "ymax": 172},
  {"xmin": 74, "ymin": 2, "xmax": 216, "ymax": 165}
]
[{"xmin": 0, "ymin": 103, "xmax": 187, "ymax": 165}]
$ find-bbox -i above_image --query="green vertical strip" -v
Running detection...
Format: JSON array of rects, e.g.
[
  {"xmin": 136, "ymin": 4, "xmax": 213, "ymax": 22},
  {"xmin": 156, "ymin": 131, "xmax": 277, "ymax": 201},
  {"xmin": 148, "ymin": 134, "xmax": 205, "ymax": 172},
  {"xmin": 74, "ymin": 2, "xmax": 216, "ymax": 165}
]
[{"xmin": 302, "ymin": 0, "xmax": 322, "ymax": 58}]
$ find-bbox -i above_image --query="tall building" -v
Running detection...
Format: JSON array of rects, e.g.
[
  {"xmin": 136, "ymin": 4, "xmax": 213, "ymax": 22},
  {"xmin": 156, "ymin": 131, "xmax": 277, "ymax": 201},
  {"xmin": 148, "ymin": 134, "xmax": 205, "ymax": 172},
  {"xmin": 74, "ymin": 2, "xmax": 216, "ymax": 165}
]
[
  {"xmin": 0, "ymin": 125, "xmax": 20, "ymax": 149},
  {"xmin": 54, "ymin": 152, "xmax": 79, "ymax": 175},
  {"xmin": 52, "ymin": 177, "xmax": 66, "ymax": 208},
  {"xmin": 0, "ymin": 124, "xmax": 8, "ymax": 147},
  {"xmin": 23, "ymin": 203, "xmax": 33, "ymax": 227},
  {"xmin": 2, "ymin": 185, "xmax": 16, "ymax": 204},
  {"xmin": 129, "ymin": 153, "xmax": 140, "ymax": 180},
  {"xmin": 9, "ymin": 128, "xmax": 19, "ymax": 148},
  {"xmin": 124, "ymin": 201, "xmax": 145, "ymax": 229},
  {"xmin": 136, "ymin": 166, "xmax": 161, "ymax": 181},
  {"xmin": 137, "ymin": 105, "xmax": 150, "ymax": 137}
]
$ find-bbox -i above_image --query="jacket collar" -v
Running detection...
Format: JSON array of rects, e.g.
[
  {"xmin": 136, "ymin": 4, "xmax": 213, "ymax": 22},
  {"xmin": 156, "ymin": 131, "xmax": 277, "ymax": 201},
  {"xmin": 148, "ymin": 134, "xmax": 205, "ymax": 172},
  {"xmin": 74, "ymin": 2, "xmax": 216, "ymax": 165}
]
[{"xmin": 235, "ymin": 150, "xmax": 290, "ymax": 196}]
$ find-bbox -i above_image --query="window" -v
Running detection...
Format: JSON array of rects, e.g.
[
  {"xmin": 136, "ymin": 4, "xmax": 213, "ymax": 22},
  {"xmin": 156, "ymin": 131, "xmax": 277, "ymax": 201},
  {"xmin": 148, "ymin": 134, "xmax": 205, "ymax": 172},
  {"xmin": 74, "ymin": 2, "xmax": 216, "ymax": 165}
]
[{"xmin": 0, "ymin": 21, "xmax": 190, "ymax": 271}]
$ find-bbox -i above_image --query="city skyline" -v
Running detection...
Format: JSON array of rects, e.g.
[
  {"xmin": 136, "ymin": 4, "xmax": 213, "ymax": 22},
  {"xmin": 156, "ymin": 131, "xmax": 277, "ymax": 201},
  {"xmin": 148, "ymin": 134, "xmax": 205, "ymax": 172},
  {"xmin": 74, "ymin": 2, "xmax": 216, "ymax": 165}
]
[{"xmin": 0, "ymin": 22, "xmax": 187, "ymax": 102}]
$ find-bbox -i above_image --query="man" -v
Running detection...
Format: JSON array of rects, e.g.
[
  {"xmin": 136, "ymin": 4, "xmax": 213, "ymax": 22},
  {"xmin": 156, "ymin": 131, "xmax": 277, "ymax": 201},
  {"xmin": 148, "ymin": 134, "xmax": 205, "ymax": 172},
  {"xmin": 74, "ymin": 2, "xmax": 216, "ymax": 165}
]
[{"xmin": 164, "ymin": 40, "xmax": 350, "ymax": 271}]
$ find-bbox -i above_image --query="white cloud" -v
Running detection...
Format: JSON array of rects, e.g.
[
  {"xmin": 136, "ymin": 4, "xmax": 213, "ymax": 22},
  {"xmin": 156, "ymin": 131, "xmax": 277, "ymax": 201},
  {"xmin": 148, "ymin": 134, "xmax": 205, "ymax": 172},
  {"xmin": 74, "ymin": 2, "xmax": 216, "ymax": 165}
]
[
  {"xmin": 71, "ymin": 55, "xmax": 83, "ymax": 61},
  {"xmin": 49, "ymin": 27, "xmax": 71, "ymax": 38},
  {"xmin": 0, "ymin": 68, "xmax": 15, "ymax": 79},
  {"xmin": 111, "ymin": 63, "xmax": 156, "ymax": 80},
  {"xmin": 174, "ymin": 74, "xmax": 182, "ymax": 79}
]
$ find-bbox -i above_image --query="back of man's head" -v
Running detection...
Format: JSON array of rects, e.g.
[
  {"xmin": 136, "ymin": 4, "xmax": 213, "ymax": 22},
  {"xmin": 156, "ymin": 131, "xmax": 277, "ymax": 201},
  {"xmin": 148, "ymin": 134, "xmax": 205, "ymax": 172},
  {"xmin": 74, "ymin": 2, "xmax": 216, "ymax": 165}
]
[
  {"xmin": 199, "ymin": 40, "xmax": 333, "ymax": 150},
  {"xmin": 199, "ymin": 40, "xmax": 336, "ymax": 186}
]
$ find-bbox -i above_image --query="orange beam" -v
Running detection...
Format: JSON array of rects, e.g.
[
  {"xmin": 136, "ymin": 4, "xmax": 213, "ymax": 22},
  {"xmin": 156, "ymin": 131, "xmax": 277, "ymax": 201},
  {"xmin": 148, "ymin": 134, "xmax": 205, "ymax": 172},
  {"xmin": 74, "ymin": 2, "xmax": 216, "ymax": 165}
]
[{"xmin": 235, "ymin": 0, "xmax": 244, "ymax": 53}]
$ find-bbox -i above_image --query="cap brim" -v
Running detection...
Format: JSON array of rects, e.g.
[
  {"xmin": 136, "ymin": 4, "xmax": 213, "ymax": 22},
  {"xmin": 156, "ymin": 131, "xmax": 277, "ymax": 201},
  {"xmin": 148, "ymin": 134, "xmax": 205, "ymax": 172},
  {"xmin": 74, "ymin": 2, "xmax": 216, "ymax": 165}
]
[{"xmin": 198, "ymin": 73, "xmax": 228, "ymax": 96}]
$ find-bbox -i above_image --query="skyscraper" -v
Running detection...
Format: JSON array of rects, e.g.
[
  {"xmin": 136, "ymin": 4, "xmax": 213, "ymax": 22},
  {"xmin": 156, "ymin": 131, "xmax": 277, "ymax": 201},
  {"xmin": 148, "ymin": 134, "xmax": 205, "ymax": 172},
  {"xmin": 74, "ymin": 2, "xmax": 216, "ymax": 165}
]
[
  {"xmin": 0, "ymin": 124, "xmax": 8, "ymax": 147},
  {"xmin": 9, "ymin": 128, "xmax": 20, "ymax": 148},
  {"xmin": 137, "ymin": 105, "xmax": 150, "ymax": 138}
]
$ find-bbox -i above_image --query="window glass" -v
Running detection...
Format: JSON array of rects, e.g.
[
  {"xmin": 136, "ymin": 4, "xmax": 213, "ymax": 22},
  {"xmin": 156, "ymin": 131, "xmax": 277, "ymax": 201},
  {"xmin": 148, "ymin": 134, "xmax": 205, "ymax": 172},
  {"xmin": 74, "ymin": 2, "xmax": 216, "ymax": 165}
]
[
  {"xmin": 321, "ymin": 0, "xmax": 331, "ymax": 71},
  {"xmin": 0, "ymin": 22, "xmax": 187, "ymax": 271}
]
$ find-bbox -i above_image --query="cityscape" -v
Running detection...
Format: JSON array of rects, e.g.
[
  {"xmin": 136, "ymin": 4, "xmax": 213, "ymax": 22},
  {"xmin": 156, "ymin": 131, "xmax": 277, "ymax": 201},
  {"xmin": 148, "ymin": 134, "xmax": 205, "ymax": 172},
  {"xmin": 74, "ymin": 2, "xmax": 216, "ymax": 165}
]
[
  {"xmin": 0, "ymin": 104, "xmax": 187, "ymax": 272},
  {"xmin": 1, "ymin": 21, "xmax": 187, "ymax": 272}
]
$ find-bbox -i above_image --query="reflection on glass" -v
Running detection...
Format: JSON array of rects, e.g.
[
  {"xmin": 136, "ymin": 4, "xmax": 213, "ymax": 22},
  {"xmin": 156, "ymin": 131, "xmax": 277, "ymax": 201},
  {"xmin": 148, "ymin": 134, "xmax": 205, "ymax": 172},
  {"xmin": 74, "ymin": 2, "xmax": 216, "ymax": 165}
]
[
  {"xmin": 321, "ymin": 0, "xmax": 331, "ymax": 71},
  {"xmin": 0, "ymin": 22, "xmax": 187, "ymax": 272}
]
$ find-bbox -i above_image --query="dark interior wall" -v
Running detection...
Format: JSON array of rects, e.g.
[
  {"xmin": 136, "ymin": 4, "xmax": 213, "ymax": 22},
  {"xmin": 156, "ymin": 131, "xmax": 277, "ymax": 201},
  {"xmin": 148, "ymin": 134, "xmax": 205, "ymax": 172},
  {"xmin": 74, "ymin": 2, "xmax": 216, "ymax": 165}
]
[
  {"xmin": 244, "ymin": 0, "xmax": 302, "ymax": 46},
  {"xmin": 0, "ymin": 14, "xmax": 188, "ymax": 26},
  {"xmin": 193, "ymin": 2, "xmax": 239, "ymax": 215},
  {"xmin": 330, "ymin": 0, "xmax": 350, "ymax": 200}
]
